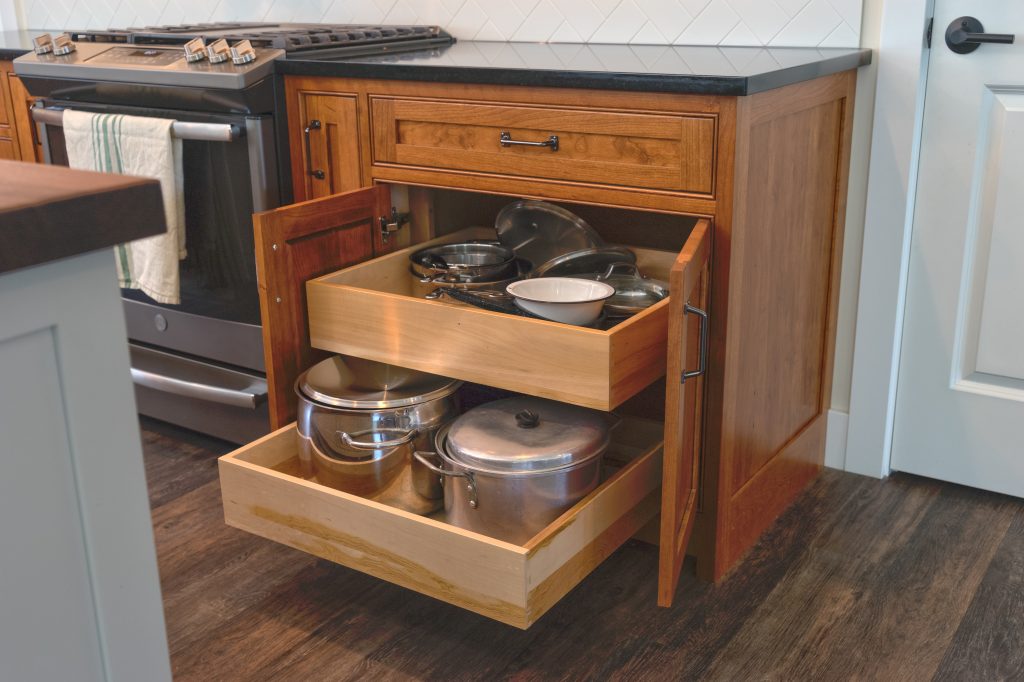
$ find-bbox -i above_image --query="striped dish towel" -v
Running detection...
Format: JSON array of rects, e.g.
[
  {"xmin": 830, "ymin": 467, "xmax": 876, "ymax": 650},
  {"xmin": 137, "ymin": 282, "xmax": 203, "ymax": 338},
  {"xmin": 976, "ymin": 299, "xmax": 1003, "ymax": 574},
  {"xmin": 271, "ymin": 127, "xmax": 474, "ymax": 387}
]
[{"xmin": 64, "ymin": 111, "xmax": 186, "ymax": 305}]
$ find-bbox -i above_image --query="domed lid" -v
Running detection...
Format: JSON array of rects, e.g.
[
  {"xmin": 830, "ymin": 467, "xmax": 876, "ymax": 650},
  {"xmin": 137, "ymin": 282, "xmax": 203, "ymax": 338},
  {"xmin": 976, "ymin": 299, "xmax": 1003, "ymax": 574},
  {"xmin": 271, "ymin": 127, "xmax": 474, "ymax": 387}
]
[
  {"xmin": 298, "ymin": 355, "xmax": 461, "ymax": 409},
  {"xmin": 445, "ymin": 396, "xmax": 609, "ymax": 474}
]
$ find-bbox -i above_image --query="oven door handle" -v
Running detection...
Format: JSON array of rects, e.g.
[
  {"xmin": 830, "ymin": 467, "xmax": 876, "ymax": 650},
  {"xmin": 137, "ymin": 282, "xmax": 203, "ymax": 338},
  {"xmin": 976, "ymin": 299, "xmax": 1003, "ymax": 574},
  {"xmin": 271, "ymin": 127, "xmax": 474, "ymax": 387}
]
[
  {"xmin": 131, "ymin": 367, "xmax": 268, "ymax": 409},
  {"xmin": 31, "ymin": 106, "xmax": 241, "ymax": 142}
]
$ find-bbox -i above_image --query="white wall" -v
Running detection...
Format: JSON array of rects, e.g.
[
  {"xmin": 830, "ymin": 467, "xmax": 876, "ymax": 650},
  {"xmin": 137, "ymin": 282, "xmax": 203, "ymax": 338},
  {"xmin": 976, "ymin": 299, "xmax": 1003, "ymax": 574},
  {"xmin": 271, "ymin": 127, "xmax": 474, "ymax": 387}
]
[{"xmin": 16, "ymin": 0, "xmax": 861, "ymax": 46}]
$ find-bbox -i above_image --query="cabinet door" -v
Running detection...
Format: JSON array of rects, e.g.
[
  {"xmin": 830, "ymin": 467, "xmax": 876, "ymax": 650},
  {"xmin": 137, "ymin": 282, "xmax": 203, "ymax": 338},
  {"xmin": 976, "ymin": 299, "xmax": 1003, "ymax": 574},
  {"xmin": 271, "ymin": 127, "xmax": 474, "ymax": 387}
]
[
  {"xmin": 253, "ymin": 185, "xmax": 390, "ymax": 428},
  {"xmin": 659, "ymin": 219, "xmax": 711, "ymax": 606},
  {"xmin": 8, "ymin": 74, "xmax": 41, "ymax": 163},
  {"xmin": 291, "ymin": 93, "xmax": 362, "ymax": 202}
]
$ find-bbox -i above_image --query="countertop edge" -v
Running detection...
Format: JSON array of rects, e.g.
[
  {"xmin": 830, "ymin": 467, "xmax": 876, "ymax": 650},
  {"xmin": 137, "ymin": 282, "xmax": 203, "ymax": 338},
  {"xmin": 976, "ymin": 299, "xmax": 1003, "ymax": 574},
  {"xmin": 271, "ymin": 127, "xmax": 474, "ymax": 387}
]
[
  {"xmin": 275, "ymin": 47, "xmax": 871, "ymax": 96},
  {"xmin": 0, "ymin": 164, "xmax": 166, "ymax": 275}
]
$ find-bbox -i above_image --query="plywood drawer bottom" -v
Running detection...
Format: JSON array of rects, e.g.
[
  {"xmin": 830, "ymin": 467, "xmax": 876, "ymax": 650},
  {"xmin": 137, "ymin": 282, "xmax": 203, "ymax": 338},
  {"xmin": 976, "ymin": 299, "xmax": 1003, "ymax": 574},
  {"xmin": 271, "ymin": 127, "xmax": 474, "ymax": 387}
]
[{"xmin": 219, "ymin": 418, "xmax": 664, "ymax": 628}]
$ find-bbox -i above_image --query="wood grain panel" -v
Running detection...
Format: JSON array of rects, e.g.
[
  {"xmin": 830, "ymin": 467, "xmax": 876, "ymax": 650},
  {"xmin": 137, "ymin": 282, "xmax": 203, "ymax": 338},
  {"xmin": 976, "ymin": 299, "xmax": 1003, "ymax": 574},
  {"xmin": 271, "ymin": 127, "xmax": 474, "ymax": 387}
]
[
  {"xmin": 219, "ymin": 419, "xmax": 664, "ymax": 628},
  {"xmin": 371, "ymin": 97, "xmax": 715, "ymax": 194},
  {"xmin": 252, "ymin": 186, "xmax": 385, "ymax": 428},
  {"xmin": 709, "ymin": 71, "xmax": 856, "ymax": 579},
  {"xmin": 7, "ymin": 73, "xmax": 41, "ymax": 163},
  {"xmin": 0, "ymin": 60, "xmax": 12, "ymax": 130},
  {"xmin": 659, "ymin": 220, "xmax": 711, "ymax": 606},
  {"xmin": 284, "ymin": 83, "xmax": 365, "ymax": 203},
  {"xmin": 0, "ymin": 137, "xmax": 15, "ymax": 160}
]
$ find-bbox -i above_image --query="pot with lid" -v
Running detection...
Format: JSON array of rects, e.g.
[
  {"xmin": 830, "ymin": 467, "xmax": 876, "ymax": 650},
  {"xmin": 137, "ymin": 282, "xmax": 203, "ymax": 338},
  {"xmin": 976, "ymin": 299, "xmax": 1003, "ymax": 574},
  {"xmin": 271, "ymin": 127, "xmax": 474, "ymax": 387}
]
[
  {"xmin": 414, "ymin": 396, "xmax": 610, "ymax": 543},
  {"xmin": 296, "ymin": 355, "xmax": 462, "ymax": 514}
]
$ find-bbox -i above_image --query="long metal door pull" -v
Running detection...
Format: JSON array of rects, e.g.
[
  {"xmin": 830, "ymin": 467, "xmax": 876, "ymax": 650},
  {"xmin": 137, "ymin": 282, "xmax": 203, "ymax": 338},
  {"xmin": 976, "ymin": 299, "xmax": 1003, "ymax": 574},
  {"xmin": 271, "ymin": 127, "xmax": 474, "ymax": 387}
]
[
  {"xmin": 304, "ymin": 119, "xmax": 325, "ymax": 179},
  {"xmin": 681, "ymin": 303, "xmax": 708, "ymax": 383}
]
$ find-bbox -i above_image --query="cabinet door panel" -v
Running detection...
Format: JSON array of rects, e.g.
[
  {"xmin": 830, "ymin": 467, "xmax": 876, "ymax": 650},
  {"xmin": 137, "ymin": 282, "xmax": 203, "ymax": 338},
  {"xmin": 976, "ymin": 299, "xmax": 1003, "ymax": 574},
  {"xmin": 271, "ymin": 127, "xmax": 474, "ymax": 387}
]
[
  {"xmin": 291, "ymin": 93, "xmax": 362, "ymax": 202},
  {"xmin": 0, "ymin": 138, "xmax": 16, "ymax": 160},
  {"xmin": 659, "ymin": 218, "xmax": 711, "ymax": 606},
  {"xmin": 253, "ymin": 185, "xmax": 389, "ymax": 427},
  {"xmin": 8, "ymin": 74, "xmax": 42, "ymax": 163}
]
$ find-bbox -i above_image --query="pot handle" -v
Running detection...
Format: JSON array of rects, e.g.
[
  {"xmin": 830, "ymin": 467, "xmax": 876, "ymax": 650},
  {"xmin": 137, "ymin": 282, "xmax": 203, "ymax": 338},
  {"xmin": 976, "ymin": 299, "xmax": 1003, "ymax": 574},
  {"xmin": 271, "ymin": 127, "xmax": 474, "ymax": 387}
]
[
  {"xmin": 413, "ymin": 451, "xmax": 479, "ymax": 509},
  {"xmin": 338, "ymin": 428, "xmax": 418, "ymax": 450}
]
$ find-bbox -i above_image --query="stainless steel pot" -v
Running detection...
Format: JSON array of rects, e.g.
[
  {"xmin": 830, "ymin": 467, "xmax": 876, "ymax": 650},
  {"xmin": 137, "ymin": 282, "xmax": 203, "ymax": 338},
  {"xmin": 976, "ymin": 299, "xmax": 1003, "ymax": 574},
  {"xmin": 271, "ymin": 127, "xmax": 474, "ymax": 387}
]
[
  {"xmin": 295, "ymin": 356, "xmax": 462, "ymax": 514},
  {"xmin": 410, "ymin": 242, "xmax": 519, "ymax": 283},
  {"xmin": 413, "ymin": 397, "xmax": 609, "ymax": 544}
]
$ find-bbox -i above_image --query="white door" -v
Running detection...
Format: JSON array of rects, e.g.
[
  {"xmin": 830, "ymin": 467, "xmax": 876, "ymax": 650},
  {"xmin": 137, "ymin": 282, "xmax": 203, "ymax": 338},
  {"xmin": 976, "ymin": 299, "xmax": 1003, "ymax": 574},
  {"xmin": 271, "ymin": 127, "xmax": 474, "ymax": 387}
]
[{"xmin": 893, "ymin": 2, "xmax": 1024, "ymax": 496}]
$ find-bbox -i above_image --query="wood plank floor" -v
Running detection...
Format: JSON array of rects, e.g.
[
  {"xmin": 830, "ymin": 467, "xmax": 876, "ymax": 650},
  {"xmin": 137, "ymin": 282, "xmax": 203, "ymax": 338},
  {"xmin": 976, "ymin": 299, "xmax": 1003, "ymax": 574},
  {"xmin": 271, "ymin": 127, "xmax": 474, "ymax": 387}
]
[{"xmin": 142, "ymin": 418, "xmax": 1024, "ymax": 681}]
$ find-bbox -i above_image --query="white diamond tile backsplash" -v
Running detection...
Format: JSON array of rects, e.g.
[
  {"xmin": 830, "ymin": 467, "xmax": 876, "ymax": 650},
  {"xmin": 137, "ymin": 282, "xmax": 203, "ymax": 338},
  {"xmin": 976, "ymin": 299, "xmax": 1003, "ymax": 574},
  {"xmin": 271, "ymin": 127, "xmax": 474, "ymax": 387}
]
[{"xmin": 18, "ymin": 0, "xmax": 861, "ymax": 47}]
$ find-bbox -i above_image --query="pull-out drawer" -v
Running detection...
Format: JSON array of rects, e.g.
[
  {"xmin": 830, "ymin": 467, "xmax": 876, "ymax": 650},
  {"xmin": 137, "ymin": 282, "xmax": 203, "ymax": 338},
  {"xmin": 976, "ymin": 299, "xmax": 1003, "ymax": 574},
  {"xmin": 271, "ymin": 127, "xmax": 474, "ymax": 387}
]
[
  {"xmin": 370, "ymin": 97, "xmax": 716, "ymax": 196},
  {"xmin": 219, "ymin": 419, "xmax": 665, "ymax": 628},
  {"xmin": 306, "ymin": 227, "xmax": 684, "ymax": 411}
]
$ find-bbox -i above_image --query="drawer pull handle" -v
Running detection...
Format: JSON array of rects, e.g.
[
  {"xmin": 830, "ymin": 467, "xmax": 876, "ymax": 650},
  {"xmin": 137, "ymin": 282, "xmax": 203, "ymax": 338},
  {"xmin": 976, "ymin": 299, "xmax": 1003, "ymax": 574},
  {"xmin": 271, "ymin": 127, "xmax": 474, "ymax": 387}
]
[
  {"xmin": 681, "ymin": 303, "xmax": 709, "ymax": 383},
  {"xmin": 499, "ymin": 131, "xmax": 559, "ymax": 152},
  {"xmin": 304, "ymin": 119, "xmax": 325, "ymax": 180}
]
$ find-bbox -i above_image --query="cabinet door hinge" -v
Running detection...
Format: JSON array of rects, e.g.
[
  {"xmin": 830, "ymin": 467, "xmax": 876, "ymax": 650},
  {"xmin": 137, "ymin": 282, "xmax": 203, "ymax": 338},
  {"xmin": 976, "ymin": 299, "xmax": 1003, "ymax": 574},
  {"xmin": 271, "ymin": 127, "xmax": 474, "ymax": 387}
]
[{"xmin": 380, "ymin": 207, "xmax": 410, "ymax": 243}]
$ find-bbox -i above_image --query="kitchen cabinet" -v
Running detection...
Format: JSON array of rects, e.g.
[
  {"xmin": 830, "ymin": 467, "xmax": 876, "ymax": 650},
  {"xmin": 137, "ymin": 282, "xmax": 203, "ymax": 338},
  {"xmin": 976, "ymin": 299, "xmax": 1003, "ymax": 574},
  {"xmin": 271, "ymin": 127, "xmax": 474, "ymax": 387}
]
[
  {"xmin": 0, "ymin": 60, "xmax": 41, "ymax": 163},
  {"xmin": 221, "ymin": 69, "xmax": 855, "ymax": 626}
]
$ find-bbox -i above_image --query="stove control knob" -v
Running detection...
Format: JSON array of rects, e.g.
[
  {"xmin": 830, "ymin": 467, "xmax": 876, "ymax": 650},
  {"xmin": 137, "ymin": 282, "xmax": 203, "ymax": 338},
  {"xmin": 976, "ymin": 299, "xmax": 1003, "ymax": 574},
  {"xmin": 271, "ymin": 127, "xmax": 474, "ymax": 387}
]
[
  {"xmin": 32, "ymin": 33, "xmax": 54, "ymax": 55},
  {"xmin": 183, "ymin": 37, "xmax": 206, "ymax": 63},
  {"xmin": 229, "ymin": 39, "xmax": 257, "ymax": 65},
  {"xmin": 206, "ymin": 38, "xmax": 230, "ymax": 64},
  {"xmin": 52, "ymin": 33, "xmax": 76, "ymax": 56}
]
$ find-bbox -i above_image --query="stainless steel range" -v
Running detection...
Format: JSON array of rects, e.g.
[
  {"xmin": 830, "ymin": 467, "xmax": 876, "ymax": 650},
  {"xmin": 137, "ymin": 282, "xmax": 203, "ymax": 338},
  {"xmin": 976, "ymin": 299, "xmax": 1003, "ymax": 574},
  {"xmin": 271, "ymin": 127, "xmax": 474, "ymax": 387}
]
[{"xmin": 14, "ymin": 23, "xmax": 454, "ymax": 443}]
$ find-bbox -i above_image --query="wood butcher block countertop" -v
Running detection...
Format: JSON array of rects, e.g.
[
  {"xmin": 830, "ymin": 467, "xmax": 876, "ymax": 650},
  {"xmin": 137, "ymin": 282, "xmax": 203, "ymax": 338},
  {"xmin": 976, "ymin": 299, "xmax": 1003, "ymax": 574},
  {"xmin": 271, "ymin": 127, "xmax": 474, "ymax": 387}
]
[{"xmin": 0, "ymin": 161, "xmax": 165, "ymax": 274}]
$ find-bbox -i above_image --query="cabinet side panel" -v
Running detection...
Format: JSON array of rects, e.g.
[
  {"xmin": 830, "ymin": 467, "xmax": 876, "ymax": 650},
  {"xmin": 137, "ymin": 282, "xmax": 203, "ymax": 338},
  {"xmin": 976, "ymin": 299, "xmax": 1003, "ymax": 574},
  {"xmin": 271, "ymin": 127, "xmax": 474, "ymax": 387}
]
[{"xmin": 715, "ymin": 72, "xmax": 856, "ymax": 578}]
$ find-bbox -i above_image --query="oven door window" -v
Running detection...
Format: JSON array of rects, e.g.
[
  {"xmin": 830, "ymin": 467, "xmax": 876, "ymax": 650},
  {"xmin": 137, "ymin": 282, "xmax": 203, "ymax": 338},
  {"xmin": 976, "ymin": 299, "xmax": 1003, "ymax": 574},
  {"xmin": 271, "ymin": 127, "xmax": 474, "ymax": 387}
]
[{"xmin": 46, "ymin": 125, "xmax": 262, "ymax": 326}]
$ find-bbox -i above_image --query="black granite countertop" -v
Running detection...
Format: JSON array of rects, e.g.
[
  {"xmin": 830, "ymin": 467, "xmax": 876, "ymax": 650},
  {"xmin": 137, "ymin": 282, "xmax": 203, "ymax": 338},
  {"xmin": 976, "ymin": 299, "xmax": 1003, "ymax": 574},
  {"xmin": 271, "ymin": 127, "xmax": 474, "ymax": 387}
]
[
  {"xmin": 2, "ymin": 30, "xmax": 870, "ymax": 95},
  {"xmin": 278, "ymin": 41, "xmax": 870, "ymax": 96}
]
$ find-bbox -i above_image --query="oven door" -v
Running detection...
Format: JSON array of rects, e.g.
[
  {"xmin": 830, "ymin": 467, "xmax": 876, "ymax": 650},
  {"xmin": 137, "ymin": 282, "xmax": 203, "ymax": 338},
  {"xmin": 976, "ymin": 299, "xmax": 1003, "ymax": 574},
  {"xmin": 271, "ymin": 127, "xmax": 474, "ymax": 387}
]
[{"xmin": 35, "ymin": 102, "xmax": 278, "ymax": 442}]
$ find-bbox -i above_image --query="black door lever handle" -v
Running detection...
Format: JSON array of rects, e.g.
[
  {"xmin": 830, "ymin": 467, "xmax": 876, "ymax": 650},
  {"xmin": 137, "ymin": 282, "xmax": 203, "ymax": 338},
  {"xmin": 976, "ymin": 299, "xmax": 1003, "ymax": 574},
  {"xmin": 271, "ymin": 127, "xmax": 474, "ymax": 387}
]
[{"xmin": 946, "ymin": 16, "xmax": 1015, "ymax": 54}]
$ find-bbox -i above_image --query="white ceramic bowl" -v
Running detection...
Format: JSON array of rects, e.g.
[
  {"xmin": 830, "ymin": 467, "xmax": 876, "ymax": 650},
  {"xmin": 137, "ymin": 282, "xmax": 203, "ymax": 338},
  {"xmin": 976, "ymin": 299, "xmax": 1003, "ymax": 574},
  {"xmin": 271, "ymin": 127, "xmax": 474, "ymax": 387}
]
[{"xmin": 506, "ymin": 277, "xmax": 615, "ymax": 326}]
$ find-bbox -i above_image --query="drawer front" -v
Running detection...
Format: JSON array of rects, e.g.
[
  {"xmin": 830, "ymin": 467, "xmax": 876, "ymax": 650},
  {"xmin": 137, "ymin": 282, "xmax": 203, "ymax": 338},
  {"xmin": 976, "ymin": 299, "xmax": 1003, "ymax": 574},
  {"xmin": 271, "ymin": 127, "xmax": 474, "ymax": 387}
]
[
  {"xmin": 371, "ymin": 98, "xmax": 716, "ymax": 195},
  {"xmin": 219, "ymin": 421, "xmax": 664, "ymax": 629}
]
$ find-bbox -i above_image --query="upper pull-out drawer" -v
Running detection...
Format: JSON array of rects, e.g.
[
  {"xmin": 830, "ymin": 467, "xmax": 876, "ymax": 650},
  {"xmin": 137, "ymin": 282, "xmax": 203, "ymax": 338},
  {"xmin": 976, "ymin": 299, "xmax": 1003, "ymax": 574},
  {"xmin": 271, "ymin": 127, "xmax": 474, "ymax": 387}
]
[
  {"xmin": 306, "ymin": 225, "xmax": 692, "ymax": 411},
  {"xmin": 370, "ymin": 97, "xmax": 716, "ymax": 196}
]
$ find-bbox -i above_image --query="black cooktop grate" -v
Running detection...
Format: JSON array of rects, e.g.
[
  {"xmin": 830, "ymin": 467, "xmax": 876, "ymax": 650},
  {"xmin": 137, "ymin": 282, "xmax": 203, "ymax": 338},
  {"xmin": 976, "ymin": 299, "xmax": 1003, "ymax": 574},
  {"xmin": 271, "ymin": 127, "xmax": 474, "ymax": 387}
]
[{"xmin": 70, "ymin": 23, "xmax": 452, "ymax": 55}]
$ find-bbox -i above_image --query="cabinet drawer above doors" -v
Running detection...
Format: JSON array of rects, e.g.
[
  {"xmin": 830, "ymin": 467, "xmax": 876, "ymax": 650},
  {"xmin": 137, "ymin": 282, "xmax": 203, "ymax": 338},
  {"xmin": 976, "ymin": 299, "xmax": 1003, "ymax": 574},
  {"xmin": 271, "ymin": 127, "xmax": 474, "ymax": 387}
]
[
  {"xmin": 219, "ymin": 419, "xmax": 665, "ymax": 629},
  {"xmin": 370, "ymin": 97, "xmax": 717, "ymax": 196}
]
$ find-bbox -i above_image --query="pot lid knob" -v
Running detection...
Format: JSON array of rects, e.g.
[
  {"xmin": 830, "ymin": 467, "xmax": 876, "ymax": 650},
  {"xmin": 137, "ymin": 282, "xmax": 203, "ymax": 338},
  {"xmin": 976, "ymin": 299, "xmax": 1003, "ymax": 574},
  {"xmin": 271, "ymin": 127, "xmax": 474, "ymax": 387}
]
[{"xmin": 515, "ymin": 409, "xmax": 540, "ymax": 429}]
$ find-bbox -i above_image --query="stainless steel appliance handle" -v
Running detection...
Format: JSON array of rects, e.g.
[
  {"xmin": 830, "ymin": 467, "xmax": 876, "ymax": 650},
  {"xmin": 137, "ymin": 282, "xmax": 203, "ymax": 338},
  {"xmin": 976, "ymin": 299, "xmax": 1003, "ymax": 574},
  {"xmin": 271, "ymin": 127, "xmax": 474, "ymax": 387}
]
[
  {"xmin": 31, "ymin": 107, "xmax": 240, "ymax": 142},
  {"xmin": 130, "ymin": 367, "xmax": 267, "ymax": 409},
  {"xmin": 682, "ymin": 303, "xmax": 709, "ymax": 383}
]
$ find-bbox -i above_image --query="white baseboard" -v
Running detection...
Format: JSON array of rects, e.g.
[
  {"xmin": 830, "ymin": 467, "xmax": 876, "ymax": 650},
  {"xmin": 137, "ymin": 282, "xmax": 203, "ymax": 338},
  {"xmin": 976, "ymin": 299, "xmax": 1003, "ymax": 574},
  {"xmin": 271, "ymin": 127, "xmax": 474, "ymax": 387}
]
[{"xmin": 824, "ymin": 409, "xmax": 849, "ymax": 470}]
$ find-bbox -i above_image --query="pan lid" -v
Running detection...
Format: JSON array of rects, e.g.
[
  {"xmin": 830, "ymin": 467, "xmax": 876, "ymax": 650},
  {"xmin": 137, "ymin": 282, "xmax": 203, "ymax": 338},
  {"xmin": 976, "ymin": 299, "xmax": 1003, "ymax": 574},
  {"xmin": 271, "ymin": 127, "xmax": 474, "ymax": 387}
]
[
  {"xmin": 298, "ymin": 355, "xmax": 461, "ymax": 409},
  {"xmin": 445, "ymin": 396, "xmax": 609, "ymax": 473},
  {"xmin": 495, "ymin": 200, "xmax": 604, "ymax": 270}
]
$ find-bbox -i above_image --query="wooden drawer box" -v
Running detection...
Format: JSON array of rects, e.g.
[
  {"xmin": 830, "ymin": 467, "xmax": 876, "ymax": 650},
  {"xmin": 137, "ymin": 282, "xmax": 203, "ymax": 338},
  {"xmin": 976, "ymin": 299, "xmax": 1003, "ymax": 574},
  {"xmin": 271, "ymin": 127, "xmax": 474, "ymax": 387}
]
[
  {"xmin": 219, "ymin": 419, "xmax": 665, "ymax": 628},
  {"xmin": 370, "ymin": 97, "xmax": 716, "ymax": 196},
  {"xmin": 306, "ymin": 226, "xmax": 693, "ymax": 411}
]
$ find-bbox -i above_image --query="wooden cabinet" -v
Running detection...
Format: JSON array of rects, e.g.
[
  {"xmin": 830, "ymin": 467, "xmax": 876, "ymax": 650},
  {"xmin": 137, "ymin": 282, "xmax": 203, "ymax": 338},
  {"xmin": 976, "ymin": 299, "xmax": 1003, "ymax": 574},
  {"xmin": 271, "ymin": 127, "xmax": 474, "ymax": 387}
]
[
  {"xmin": 0, "ymin": 60, "xmax": 42, "ymax": 163},
  {"xmin": 285, "ymin": 84, "xmax": 364, "ymax": 202},
  {"xmin": 227, "ymin": 69, "xmax": 856, "ymax": 625}
]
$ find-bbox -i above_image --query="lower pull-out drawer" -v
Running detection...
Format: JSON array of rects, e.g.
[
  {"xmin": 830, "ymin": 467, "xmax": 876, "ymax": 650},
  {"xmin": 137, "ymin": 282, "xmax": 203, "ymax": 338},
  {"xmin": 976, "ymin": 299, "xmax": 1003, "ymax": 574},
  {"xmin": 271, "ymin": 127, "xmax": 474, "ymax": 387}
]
[{"xmin": 219, "ymin": 418, "xmax": 664, "ymax": 629}]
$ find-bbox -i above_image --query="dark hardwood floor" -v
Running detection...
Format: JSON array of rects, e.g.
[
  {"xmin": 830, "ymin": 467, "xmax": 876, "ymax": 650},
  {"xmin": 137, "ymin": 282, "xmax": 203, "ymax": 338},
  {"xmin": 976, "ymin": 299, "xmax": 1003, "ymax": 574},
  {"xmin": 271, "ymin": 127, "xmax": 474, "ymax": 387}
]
[{"xmin": 141, "ymin": 417, "xmax": 1024, "ymax": 681}]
